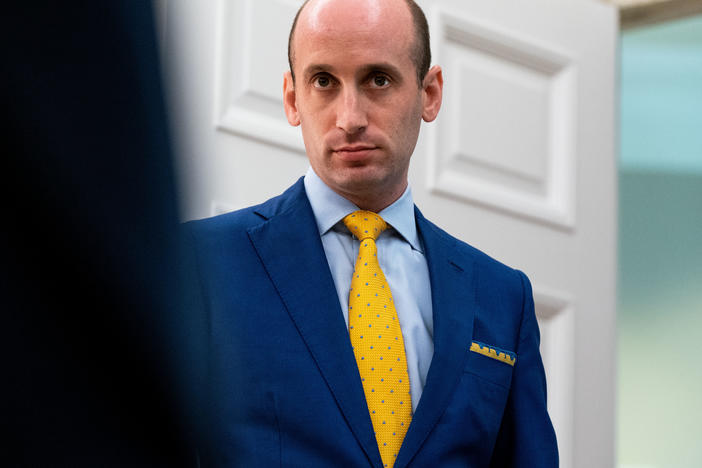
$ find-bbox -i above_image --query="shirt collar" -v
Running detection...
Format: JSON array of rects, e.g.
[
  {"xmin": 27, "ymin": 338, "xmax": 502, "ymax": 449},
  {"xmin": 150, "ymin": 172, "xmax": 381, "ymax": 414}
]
[{"xmin": 303, "ymin": 167, "xmax": 423, "ymax": 253}]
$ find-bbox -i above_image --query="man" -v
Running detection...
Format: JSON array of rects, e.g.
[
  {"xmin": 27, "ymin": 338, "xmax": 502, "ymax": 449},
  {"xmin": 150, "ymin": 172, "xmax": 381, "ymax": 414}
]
[{"xmin": 182, "ymin": 0, "xmax": 558, "ymax": 466}]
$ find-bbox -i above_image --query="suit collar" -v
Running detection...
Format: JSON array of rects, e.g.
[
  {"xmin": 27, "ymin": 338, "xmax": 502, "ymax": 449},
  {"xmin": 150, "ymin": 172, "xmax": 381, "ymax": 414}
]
[
  {"xmin": 394, "ymin": 207, "xmax": 477, "ymax": 468},
  {"xmin": 251, "ymin": 177, "xmax": 307, "ymax": 221},
  {"xmin": 248, "ymin": 178, "xmax": 384, "ymax": 468}
]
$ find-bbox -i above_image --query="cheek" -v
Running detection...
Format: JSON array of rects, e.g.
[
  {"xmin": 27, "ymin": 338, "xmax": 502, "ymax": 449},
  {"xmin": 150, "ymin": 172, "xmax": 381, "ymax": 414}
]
[
  {"xmin": 298, "ymin": 121, "xmax": 323, "ymax": 165},
  {"xmin": 390, "ymin": 103, "xmax": 422, "ymax": 153},
  {"xmin": 299, "ymin": 115, "xmax": 327, "ymax": 148},
  {"xmin": 300, "ymin": 106, "xmax": 334, "ymax": 139}
]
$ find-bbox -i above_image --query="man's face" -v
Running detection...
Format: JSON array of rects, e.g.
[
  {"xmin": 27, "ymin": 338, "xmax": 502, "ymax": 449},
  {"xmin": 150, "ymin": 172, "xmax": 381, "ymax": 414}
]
[{"xmin": 283, "ymin": 0, "xmax": 442, "ymax": 210}]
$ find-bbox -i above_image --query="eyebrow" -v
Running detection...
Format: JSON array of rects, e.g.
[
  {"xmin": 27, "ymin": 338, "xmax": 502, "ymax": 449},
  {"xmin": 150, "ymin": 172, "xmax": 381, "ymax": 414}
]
[
  {"xmin": 361, "ymin": 63, "xmax": 404, "ymax": 81},
  {"xmin": 302, "ymin": 62, "xmax": 405, "ymax": 83},
  {"xmin": 302, "ymin": 64, "xmax": 334, "ymax": 81}
]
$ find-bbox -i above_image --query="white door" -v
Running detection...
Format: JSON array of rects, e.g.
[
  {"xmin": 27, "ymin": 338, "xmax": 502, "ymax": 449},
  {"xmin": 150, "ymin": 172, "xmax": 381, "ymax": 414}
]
[{"xmin": 162, "ymin": 1, "xmax": 618, "ymax": 467}]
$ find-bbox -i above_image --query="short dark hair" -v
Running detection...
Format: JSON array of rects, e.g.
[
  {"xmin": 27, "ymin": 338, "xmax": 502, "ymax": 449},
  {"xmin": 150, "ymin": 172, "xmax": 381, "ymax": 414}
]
[{"xmin": 287, "ymin": 0, "xmax": 431, "ymax": 87}]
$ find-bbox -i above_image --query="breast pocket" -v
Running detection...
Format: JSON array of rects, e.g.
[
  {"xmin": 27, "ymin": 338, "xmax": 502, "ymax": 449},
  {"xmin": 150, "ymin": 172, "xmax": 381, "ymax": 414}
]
[
  {"xmin": 463, "ymin": 344, "xmax": 516, "ymax": 390},
  {"xmin": 432, "ymin": 345, "xmax": 517, "ymax": 452}
]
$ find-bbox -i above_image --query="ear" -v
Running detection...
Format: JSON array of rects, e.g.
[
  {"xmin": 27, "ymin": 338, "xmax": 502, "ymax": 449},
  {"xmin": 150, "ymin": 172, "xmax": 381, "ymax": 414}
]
[
  {"xmin": 283, "ymin": 71, "xmax": 301, "ymax": 126},
  {"xmin": 421, "ymin": 65, "xmax": 443, "ymax": 123}
]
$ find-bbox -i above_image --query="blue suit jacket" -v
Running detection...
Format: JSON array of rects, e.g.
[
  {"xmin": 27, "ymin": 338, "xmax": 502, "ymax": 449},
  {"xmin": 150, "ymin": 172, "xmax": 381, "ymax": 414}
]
[{"xmin": 181, "ymin": 178, "xmax": 558, "ymax": 467}]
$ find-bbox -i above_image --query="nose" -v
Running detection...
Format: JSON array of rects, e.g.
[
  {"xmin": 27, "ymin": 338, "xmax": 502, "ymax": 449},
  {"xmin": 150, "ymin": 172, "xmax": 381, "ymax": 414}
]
[{"xmin": 336, "ymin": 88, "xmax": 367, "ymax": 134}]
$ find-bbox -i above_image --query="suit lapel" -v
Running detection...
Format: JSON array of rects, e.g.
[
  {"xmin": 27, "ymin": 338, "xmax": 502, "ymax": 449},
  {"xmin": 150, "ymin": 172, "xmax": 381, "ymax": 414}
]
[
  {"xmin": 246, "ymin": 180, "xmax": 384, "ymax": 468},
  {"xmin": 394, "ymin": 208, "xmax": 477, "ymax": 468}
]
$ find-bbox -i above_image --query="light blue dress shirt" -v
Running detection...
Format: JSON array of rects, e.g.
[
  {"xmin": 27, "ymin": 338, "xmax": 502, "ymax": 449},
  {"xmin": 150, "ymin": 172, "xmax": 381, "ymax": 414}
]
[{"xmin": 303, "ymin": 167, "xmax": 434, "ymax": 411}]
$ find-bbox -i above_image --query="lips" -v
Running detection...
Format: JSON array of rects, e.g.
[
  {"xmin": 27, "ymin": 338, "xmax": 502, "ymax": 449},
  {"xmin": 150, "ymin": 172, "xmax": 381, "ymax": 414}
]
[{"xmin": 332, "ymin": 145, "xmax": 378, "ymax": 162}]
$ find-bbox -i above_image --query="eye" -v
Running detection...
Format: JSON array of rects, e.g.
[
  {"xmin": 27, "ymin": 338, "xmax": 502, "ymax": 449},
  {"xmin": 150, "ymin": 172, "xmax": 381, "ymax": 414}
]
[
  {"xmin": 370, "ymin": 74, "xmax": 390, "ymax": 88},
  {"xmin": 312, "ymin": 74, "xmax": 334, "ymax": 89}
]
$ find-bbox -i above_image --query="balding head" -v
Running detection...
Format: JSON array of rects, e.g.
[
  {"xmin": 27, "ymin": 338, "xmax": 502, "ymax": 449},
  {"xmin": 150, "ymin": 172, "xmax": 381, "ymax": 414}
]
[
  {"xmin": 287, "ymin": 0, "xmax": 431, "ymax": 86},
  {"xmin": 281, "ymin": 0, "xmax": 443, "ymax": 211}
]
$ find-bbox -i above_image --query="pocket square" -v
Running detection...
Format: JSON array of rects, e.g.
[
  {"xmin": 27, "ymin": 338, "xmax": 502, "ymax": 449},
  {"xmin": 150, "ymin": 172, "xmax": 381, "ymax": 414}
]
[{"xmin": 470, "ymin": 341, "xmax": 516, "ymax": 366}]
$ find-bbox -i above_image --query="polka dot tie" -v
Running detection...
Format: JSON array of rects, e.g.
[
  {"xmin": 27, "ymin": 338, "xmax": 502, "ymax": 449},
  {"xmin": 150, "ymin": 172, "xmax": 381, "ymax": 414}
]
[{"xmin": 343, "ymin": 210, "xmax": 412, "ymax": 468}]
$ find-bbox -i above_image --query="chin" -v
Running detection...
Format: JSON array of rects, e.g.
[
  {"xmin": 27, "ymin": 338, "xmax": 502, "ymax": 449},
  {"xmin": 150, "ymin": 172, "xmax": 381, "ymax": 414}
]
[
  {"xmin": 336, "ymin": 172, "xmax": 402, "ymax": 198},
  {"xmin": 334, "ymin": 166, "xmax": 385, "ymax": 187}
]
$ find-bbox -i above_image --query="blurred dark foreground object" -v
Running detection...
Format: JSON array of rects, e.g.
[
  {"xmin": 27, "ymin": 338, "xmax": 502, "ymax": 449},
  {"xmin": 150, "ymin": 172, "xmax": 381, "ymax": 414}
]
[{"xmin": 2, "ymin": 3, "xmax": 199, "ymax": 466}]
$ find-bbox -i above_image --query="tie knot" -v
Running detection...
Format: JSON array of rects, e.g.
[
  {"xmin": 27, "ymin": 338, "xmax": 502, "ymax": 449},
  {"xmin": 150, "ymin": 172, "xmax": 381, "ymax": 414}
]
[{"xmin": 343, "ymin": 210, "xmax": 387, "ymax": 241}]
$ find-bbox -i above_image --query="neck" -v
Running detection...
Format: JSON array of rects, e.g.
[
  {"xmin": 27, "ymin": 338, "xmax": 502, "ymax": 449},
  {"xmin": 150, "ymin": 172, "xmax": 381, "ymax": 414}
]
[{"xmin": 336, "ymin": 183, "xmax": 407, "ymax": 213}]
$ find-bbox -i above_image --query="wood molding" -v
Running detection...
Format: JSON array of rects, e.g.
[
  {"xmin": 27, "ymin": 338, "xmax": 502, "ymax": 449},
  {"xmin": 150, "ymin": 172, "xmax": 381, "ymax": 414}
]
[{"xmin": 602, "ymin": 0, "xmax": 702, "ymax": 29}]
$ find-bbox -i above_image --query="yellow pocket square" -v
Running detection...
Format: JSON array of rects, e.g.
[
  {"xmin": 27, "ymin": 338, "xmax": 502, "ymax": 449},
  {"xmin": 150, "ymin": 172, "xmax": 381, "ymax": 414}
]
[{"xmin": 470, "ymin": 341, "xmax": 516, "ymax": 366}]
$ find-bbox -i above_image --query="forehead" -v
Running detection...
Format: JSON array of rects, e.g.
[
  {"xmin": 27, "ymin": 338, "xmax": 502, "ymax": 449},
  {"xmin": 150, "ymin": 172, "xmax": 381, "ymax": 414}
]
[{"xmin": 294, "ymin": 0, "xmax": 414, "ymax": 69}]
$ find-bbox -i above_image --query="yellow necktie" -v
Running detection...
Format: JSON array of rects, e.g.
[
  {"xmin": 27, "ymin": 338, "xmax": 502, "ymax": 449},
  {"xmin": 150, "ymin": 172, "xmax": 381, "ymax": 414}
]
[{"xmin": 343, "ymin": 210, "xmax": 412, "ymax": 468}]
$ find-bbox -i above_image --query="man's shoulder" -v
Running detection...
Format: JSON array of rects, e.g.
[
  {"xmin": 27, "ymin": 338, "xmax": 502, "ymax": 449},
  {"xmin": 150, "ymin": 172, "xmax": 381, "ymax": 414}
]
[
  {"xmin": 416, "ymin": 210, "xmax": 528, "ymax": 288},
  {"xmin": 182, "ymin": 177, "xmax": 306, "ymax": 241},
  {"xmin": 417, "ymin": 212, "xmax": 533, "ymax": 334},
  {"xmin": 182, "ymin": 204, "xmax": 263, "ymax": 239}
]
